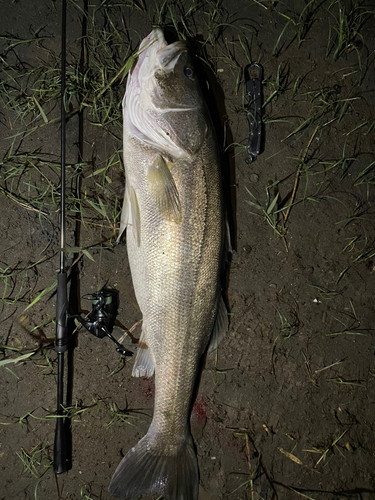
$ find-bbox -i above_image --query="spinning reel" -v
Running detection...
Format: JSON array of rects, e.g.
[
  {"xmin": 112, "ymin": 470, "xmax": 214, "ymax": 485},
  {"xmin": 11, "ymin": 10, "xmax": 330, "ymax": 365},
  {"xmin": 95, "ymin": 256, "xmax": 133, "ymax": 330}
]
[{"xmin": 72, "ymin": 288, "xmax": 133, "ymax": 357}]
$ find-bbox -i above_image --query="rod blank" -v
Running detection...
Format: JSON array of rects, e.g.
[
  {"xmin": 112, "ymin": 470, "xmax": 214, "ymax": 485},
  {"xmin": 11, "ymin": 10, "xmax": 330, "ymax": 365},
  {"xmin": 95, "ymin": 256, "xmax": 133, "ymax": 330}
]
[{"xmin": 54, "ymin": 0, "xmax": 69, "ymax": 475}]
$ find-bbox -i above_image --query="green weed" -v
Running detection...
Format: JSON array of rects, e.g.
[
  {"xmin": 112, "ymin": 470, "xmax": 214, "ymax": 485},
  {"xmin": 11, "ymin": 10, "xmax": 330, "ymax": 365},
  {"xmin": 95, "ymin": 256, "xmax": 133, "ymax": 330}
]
[
  {"xmin": 354, "ymin": 160, "xmax": 375, "ymax": 199},
  {"xmin": 283, "ymin": 86, "xmax": 356, "ymax": 141},
  {"xmin": 16, "ymin": 442, "xmax": 52, "ymax": 500},
  {"xmin": 231, "ymin": 430, "xmax": 261, "ymax": 498},
  {"xmin": 327, "ymin": 311, "xmax": 362, "ymax": 337},
  {"xmin": 326, "ymin": 0, "xmax": 373, "ymax": 60},
  {"xmin": 274, "ymin": 309, "xmax": 299, "ymax": 341},
  {"xmin": 326, "ymin": 377, "xmax": 363, "ymax": 386},
  {"xmin": 245, "ymin": 183, "xmax": 286, "ymax": 238},
  {"xmin": 263, "ymin": 64, "xmax": 289, "ymax": 109},
  {"xmin": 310, "ymin": 285, "xmax": 341, "ymax": 300},
  {"xmin": 272, "ymin": 0, "xmax": 321, "ymax": 55},
  {"xmin": 105, "ymin": 401, "xmax": 138, "ymax": 428}
]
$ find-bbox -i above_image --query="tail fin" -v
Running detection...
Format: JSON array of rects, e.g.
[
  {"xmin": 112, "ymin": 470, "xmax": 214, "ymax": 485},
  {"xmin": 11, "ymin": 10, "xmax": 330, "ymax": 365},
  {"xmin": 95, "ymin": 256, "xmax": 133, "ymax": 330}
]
[{"xmin": 108, "ymin": 432, "xmax": 198, "ymax": 500}]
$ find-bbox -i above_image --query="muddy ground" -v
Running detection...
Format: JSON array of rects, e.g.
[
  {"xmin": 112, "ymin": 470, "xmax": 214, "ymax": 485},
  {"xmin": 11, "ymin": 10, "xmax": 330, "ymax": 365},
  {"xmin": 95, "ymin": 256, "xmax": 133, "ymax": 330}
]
[{"xmin": 1, "ymin": 1, "xmax": 375, "ymax": 499}]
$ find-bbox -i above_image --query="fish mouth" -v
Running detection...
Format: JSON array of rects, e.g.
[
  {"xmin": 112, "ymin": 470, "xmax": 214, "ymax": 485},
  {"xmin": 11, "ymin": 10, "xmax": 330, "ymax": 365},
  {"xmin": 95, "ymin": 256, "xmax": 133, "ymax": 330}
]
[
  {"xmin": 159, "ymin": 44, "xmax": 186, "ymax": 69},
  {"xmin": 156, "ymin": 33, "xmax": 187, "ymax": 70},
  {"xmin": 135, "ymin": 29, "xmax": 187, "ymax": 74},
  {"xmin": 127, "ymin": 29, "xmax": 188, "ymax": 104}
]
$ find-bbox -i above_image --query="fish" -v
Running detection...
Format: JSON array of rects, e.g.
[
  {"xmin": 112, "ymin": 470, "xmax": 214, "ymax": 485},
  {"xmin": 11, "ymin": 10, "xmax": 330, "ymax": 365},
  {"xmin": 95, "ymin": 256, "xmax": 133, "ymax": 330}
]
[{"xmin": 109, "ymin": 28, "xmax": 228, "ymax": 500}]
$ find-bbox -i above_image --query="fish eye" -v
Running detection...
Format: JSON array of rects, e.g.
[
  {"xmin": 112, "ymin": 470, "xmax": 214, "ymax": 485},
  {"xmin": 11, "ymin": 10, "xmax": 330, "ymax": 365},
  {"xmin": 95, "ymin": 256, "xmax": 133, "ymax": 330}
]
[{"xmin": 184, "ymin": 67, "xmax": 194, "ymax": 79}]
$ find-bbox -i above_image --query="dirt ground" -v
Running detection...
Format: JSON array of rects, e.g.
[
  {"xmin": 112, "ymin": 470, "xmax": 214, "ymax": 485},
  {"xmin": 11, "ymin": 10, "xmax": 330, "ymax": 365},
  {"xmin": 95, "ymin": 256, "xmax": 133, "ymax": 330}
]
[{"xmin": 1, "ymin": 1, "xmax": 375, "ymax": 499}]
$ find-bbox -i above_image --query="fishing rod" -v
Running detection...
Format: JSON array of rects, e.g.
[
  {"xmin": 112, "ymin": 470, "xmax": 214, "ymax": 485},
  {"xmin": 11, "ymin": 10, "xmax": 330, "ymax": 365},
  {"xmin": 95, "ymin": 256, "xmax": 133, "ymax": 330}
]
[
  {"xmin": 53, "ymin": 0, "xmax": 69, "ymax": 475},
  {"xmin": 53, "ymin": 0, "xmax": 132, "ymax": 475}
]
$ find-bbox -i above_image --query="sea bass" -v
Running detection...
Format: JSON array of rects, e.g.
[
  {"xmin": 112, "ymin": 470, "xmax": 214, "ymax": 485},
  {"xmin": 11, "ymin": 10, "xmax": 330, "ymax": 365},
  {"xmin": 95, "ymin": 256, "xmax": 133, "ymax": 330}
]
[{"xmin": 109, "ymin": 28, "xmax": 227, "ymax": 500}]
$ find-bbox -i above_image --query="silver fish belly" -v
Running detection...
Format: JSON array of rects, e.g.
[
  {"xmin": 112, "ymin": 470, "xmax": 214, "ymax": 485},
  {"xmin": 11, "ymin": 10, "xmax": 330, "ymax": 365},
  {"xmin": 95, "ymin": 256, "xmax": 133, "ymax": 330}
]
[{"xmin": 109, "ymin": 28, "xmax": 227, "ymax": 500}]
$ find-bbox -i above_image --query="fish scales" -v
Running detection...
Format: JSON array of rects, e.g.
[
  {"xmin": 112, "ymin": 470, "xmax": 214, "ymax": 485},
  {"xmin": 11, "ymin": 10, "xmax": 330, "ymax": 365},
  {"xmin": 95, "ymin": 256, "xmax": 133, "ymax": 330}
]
[
  {"xmin": 109, "ymin": 28, "xmax": 227, "ymax": 500},
  {"xmin": 127, "ymin": 137, "xmax": 221, "ymax": 440}
]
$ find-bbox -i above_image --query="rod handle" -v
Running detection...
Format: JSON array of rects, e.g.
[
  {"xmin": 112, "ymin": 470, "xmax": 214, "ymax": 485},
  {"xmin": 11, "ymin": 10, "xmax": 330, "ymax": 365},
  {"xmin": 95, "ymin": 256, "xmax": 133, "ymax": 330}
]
[
  {"xmin": 55, "ymin": 272, "xmax": 68, "ymax": 353},
  {"xmin": 54, "ymin": 415, "xmax": 67, "ymax": 474}
]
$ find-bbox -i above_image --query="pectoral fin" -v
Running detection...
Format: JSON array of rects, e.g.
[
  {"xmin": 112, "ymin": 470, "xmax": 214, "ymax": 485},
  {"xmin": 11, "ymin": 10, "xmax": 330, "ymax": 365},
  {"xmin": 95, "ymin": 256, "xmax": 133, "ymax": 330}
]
[
  {"xmin": 129, "ymin": 186, "xmax": 141, "ymax": 246},
  {"xmin": 117, "ymin": 184, "xmax": 130, "ymax": 243},
  {"xmin": 117, "ymin": 185, "xmax": 141, "ymax": 246},
  {"xmin": 147, "ymin": 154, "xmax": 181, "ymax": 223}
]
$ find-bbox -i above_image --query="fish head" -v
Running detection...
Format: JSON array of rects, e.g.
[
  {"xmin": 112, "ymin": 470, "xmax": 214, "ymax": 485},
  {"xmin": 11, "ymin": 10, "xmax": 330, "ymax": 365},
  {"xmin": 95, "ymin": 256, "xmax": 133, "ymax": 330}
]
[{"xmin": 125, "ymin": 29, "xmax": 209, "ymax": 158}]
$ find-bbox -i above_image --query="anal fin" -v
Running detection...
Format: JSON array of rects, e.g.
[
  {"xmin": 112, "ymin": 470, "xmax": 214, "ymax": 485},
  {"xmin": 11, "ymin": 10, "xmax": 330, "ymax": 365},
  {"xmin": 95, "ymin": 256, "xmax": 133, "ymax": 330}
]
[
  {"xmin": 207, "ymin": 296, "xmax": 228, "ymax": 353},
  {"xmin": 132, "ymin": 328, "xmax": 155, "ymax": 378}
]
